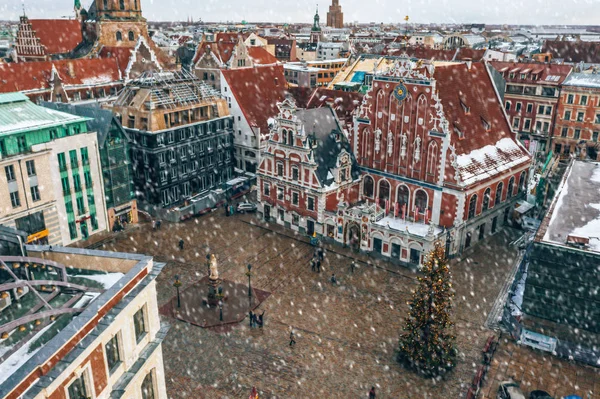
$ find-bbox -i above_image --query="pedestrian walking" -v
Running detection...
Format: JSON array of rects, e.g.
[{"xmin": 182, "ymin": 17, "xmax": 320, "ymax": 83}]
[
  {"xmin": 178, "ymin": 239, "xmax": 184, "ymax": 251},
  {"xmin": 350, "ymin": 260, "xmax": 356, "ymax": 273},
  {"xmin": 225, "ymin": 202, "xmax": 230, "ymax": 217},
  {"xmin": 330, "ymin": 273, "xmax": 337, "ymax": 285},
  {"xmin": 152, "ymin": 220, "xmax": 156, "ymax": 230},
  {"xmin": 289, "ymin": 330, "xmax": 296, "ymax": 347},
  {"xmin": 258, "ymin": 310, "xmax": 265, "ymax": 328},
  {"xmin": 316, "ymin": 259, "xmax": 321, "ymax": 273},
  {"xmin": 369, "ymin": 386, "xmax": 376, "ymax": 399},
  {"xmin": 156, "ymin": 220, "xmax": 161, "ymax": 230},
  {"xmin": 249, "ymin": 311, "xmax": 255, "ymax": 327},
  {"xmin": 310, "ymin": 258, "xmax": 316, "ymax": 272},
  {"xmin": 318, "ymin": 246, "xmax": 324, "ymax": 260}
]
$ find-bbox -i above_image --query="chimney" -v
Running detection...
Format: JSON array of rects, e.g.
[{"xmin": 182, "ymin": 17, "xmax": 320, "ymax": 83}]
[
  {"xmin": 465, "ymin": 59, "xmax": 472, "ymax": 70},
  {"xmin": 68, "ymin": 62, "xmax": 76, "ymax": 78},
  {"xmin": 274, "ymin": 77, "xmax": 279, "ymax": 86}
]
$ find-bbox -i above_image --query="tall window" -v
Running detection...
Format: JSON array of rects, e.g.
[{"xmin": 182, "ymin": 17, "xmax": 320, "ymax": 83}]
[
  {"xmin": 103, "ymin": 0, "xmax": 107, "ymax": 8},
  {"xmin": 482, "ymin": 188, "xmax": 491, "ymax": 212},
  {"xmin": 67, "ymin": 371, "xmax": 90, "ymax": 399},
  {"xmin": 495, "ymin": 182, "xmax": 503, "ymax": 205},
  {"xmin": 291, "ymin": 167, "xmax": 299, "ymax": 181},
  {"xmin": 105, "ymin": 334, "xmax": 122, "ymax": 373},
  {"xmin": 397, "ymin": 185, "xmax": 409, "ymax": 207},
  {"xmin": 276, "ymin": 162, "xmax": 283, "ymax": 177},
  {"xmin": 119, "ymin": 0, "xmax": 125, "ymax": 9},
  {"xmin": 519, "ymin": 172, "xmax": 526, "ymax": 193},
  {"xmin": 116, "ymin": 31, "xmax": 122, "ymax": 41},
  {"xmin": 468, "ymin": 194, "xmax": 477, "ymax": 219},
  {"xmin": 31, "ymin": 186, "xmax": 41, "ymax": 202},
  {"xmin": 281, "ymin": 129, "xmax": 287, "ymax": 145},
  {"xmin": 141, "ymin": 370, "xmax": 156, "ymax": 399},
  {"xmin": 363, "ymin": 176, "xmax": 374, "ymax": 198},
  {"xmin": 26, "ymin": 160, "xmax": 36, "ymax": 176},
  {"xmin": 128, "ymin": 31, "xmax": 135, "ymax": 41},
  {"xmin": 414, "ymin": 190, "xmax": 427, "ymax": 213},
  {"xmin": 288, "ymin": 131, "xmax": 293, "ymax": 146},
  {"xmin": 507, "ymin": 177, "xmax": 515, "ymax": 199},
  {"xmin": 4, "ymin": 165, "xmax": 15, "ymax": 181},
  {"xmin": 10, "ymin": 191, "xmax": 20, "ymax": 208},
  {"xmin": 58, "ymin": 153, "xmax": 67, "ymax": 170},
  {"xmin": 134, "ymin": 307, "xmax": 147, "ymax": 343},
  {"xmin": 80, "ymin": 147, "xmax": 89, "ymax": 165}
]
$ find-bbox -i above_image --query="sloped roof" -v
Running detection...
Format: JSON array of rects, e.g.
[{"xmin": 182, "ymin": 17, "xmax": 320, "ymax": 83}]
[
  {"xmin": 390, "ymin": 47, "xmax": 455, "ymax": 61},
  {"xmin": 98, "ymin": 46, "xmax": 132, "ymax": 75},
  {"xmin": 0, "ymin": 58, "xmax": 121, "ymax": 93},
  {"xmin": 306, "ymin": 88, "xmax": 363, "ymax": 126},
  {"xmin": 42, "ymin": 102, "xmax": 128, "ymax": 147},
  {"xmin": 193, "ymin": 33, "xmax": 239, "ymax": 65},
  {"xmin": 29, "ymin": 19, "xmax": 82, "ymax": 55},
  {"xmin": 433, "ymin": 62, "xmax": 530, "ymax": 186},
  {"xmin": 222, "ymin": 65, "xmax": 289, "ymax": 133},
  {"xmin": 455, "ymin": 48, "xmax": 486, "ymax": 61},
  {"xmin": 247, "ymin": 46, "xmax": 278, "ymax": 65},
  {"xmin": 297, "ymin": 107, "xmax": 361, "ymax": 186},
  {"xmin": 490, "ymin": 61, "xmax": 572, "ymax": 85},
  {"xmin": 542, "ymin": 40, "xmax": 600, "ymax": 64},
  {"xmin": 0, "ymin": 92, "xmax": 86, "ymax": 135}
]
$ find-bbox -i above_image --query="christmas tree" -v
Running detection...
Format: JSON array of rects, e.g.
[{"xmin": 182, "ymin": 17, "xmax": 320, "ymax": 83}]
[{"xmin": 397, "ymin": 243, "xmax": 457, "ymax": 377}]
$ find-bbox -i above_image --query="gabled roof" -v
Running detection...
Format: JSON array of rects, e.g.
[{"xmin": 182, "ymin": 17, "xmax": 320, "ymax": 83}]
[
  {"xmin": 388, "ymin": 47, "xmax": 455, "ymax": 61},
  {"xmin": 247, "ymin": 47, "xmax": 278, "ymax": 65},
  {"xmin": 193, "ymin": 32, "xmax": 239, "ymax": 65},
  {"xmin": 222, "ymin": 65, "xmax": 289, "ymax": 133},
  {"xmin": 0, "ymin": 58, "xmax": 121, "ymax": 94},
  {"xmin": 433, "ymin": 63, "xmax": 530, "ymax": 186},
  {"xmin": 455, "ymin": 48, "xmax": 485, "ymax": 61},
  {"xmin": 490, "ymin": 61, "xmax": 572, "ymax": 85},
  {"xmin": 296, "ymin": 107, "xmax": 360, "ymax": 186},
  {"xmin": 542, "ymin": 40, "xmax": 600, "ymax": 64},
  {"xmin": 29, "ymin": 19, "xmax": 82, "ymax": 55}
]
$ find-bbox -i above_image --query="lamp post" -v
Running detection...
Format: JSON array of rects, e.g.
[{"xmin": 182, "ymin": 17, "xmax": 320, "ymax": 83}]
[
  {"xmin": 206, "ymin": 254, "xmax": 211, "ymax": 276},
  {"xmin": 173, "ymin": 275, "xmax": 182, "ymax": 308},
  {"xmin": 218, "ymin": 300, "xmax": 223, "ymax": 322},
  {"xmin": 246, "ymin": 264, "xmax": 252, "ymax": 298}
]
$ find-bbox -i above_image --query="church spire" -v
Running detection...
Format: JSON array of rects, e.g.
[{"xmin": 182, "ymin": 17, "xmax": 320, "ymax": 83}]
[{"xmin": 312, "ymin": 4, "xmax": 321, "ymax": 32}]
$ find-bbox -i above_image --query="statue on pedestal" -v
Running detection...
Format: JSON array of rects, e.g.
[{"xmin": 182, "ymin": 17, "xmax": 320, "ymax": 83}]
[{"xmin": 209, "ymin": 254, "xmax": 219, "ymax": 281}]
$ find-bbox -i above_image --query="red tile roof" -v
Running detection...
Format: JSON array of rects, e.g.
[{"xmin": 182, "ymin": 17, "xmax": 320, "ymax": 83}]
[
  {"xmin": 193, "ymin": 33, "xmax": 240, "ymax": 65},
  {"xmin": 390, "ymin": 47, "xmax": 456, "ymax": 61},
  {"xmin": 433, "ymin": 63, "xmax": 530, "ymax": 185},
  {"xmin": 29, "ymin": 19, "xmax": 82, "ymax": 55},
  {"xmin": 542, "ymin": 40, "xmax": 600, "ymax": 64},
  {"xmin": 455, "ymin": 48, "xmax": 486, "ymax": 61},
  {"xmin": 247, "ymin": 47, "xmax": 278, "ymax": 65},
  {"xmin": 222, "ymin": 65, "xmax": 289, "ymax": 133},
  {"xmin": 98, "ymin": 46, "xmax": 132, "ymax": 75},
  {"xmin": 0, "ymin": 58, "xmax": 121, "ymax": 93},
  {"xmin": 489, "ymin": 61, "xmax": 572, "ymax": 85}
]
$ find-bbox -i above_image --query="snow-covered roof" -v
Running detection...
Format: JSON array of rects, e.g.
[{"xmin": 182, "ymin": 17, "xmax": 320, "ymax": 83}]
[
  {"xmin": 542, "ymin": 160, "xmax": 600, "ymax": 253},
  {"xmin": 563, "ymin": 72, "xmax": 600, "ymax": 89}
]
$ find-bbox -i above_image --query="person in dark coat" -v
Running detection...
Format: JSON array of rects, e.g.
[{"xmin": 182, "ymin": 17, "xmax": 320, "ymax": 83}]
[
  {"xmin": 289, "ymin": 330, "xmax": 296, "ymax": 346},
  {"xmin": 310, "ymin": 258, "xmax": 316, "ymax": 272},
  {"xmin": 316, "ymin": 259, "xmax": 321, "ymax": 273},
  {"xmin": 369, "ymin": 387, "xmax": 376, "ymax": 399},
  {"xmin": 330, "ymin": 273, "xmax": 337, "ymax": 285},
  {"xmin": 349, "ymin": 260, "xmax": 356, "ymax": 273},
  {"xmin": 156, "ymin": 220, "xmax": 161, "ymax": 230},
  {"xmin": 258, "ymin": 310, "xmax": 265, "ymax": 328},
  {"xmin": 179, "ymin": 239, "xmax": 184, "ymax": 250},
  {"xmin": 249, "ymin": 311, "xmax": 255, "ymax": 327}
]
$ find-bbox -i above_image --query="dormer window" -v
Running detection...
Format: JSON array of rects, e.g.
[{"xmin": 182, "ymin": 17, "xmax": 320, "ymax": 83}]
[
  {"xmin": 481, "ymin": 117, "xmax": 490, "ymax": 131},
  {"xmin": 460, "ymin": 100, "xmax": 469, "ymax": 114},
  {"xmin": 454, "ymin": 126, "xmax": 464, "ymax": 139},
  {"xmin": 520, "ymin": 73, "xmax": 527, "ymax": 79}
]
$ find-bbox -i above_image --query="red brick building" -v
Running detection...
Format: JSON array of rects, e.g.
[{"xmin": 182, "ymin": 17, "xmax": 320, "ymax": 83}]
[
  {"xmin": 552, "ymin": 72, "xmax": 600, "ymax": 160},
  {"xmin": 490, "ymin": 62, "xmax": 572, "ymax": 159},
  {"xmin": 337, "ymin": 60, "xmax": 531, "ymax": 266},
  {"xmin": 257, "ymin": 98, "xmax": 361, "ymax": 236},
  {"xmin": 14, "ymin": 16, "xmax": 82, "ymax": 62}
]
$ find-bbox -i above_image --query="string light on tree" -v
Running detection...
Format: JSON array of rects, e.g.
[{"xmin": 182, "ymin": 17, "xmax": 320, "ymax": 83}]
[{"xmin": 397, "ymin": 243, "xmax": 457, "ymax": 377}]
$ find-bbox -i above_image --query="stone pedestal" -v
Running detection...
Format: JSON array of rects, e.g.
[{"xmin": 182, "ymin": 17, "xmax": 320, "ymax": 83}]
[{"xmin": 205, "ymin": 277, "xmax": 222, "ymax": 307}]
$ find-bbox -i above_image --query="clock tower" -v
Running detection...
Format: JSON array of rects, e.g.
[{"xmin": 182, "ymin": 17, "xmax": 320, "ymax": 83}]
[{"xmin": 310, "ymin": 6, "xmax": 322, "ymax": 44}]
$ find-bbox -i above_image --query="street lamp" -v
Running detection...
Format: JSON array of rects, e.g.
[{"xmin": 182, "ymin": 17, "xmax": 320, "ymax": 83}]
[
  {"xmin": 206, "ymin": 254, "xmax": 211, "ymax": 276},
  {"xmin": 218, "ymin": 300, "xmax": 223, "ymax": 322},
  {"xmin": 173, "ymin": 275, "xmax": 182, "ymax": 308},
  {"xmin": 246, "ymin": 264, "xmax": 252, "ymax": 298}
]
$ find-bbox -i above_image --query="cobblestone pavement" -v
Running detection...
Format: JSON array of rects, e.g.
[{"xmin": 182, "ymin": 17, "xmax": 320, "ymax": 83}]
[
  {"xmin": 480, "ymin": 337, "xmax": 600, "ymax": 399},
  {"xmin": 97, "ymin": 211, "xmax": 524, "ymax": 399}
]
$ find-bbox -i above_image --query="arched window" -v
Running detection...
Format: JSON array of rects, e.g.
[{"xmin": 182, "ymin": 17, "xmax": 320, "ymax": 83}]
[
  {"xmin": 128, "ymin": 31, "xmax": 134, "ymax": 41},
  {"xmin": 119, "ymin": 0, "xmax": 125, "ymax": 10},
  {"xmin": 519, "ymin": 172, "xmax": 526, "ymax": 193},
  {"xmin": 495, "ymin": 182, "xmax": 504, "ymax": 205},
  {"xmin": 378, "ymin": 180, "xmax": 390, "ymax": 208},
  {"xmin": 468, "ymin": 194, "xmax": 477, "ymax": 219},
  {"xmin": 288, "ymin": 130, "xmax": 293, "ymax": 146},
  {"xmin": 397, "ymin": 185, "xmax": 409, "ymax": 207},
  {"xmin": 281, "ymin": 129, "xmax": 287, "ymax": 145},
  {"xmin": 291, "ymin": 166, "xmax": 299, "ymax": 181},
  {"xmin": 134, "ymin": 0, "xmax": 138, "ymax": 9},
  {"xmin": 363, "ymin": 176, "xmax": 374, "ymax": 198},
  {"xmin": 276, "ymin": 162, "xmax": 284, "ymax": 177},
  {"xmin": 507, "ymin": 177, "xmax": 515, "ymax": 199},
  {"xmin": 116, "ymin": 31, "xmax": 122, "ymax": 41},
  {"xmin": 483, "ymin": 188, "xmax": 491, "ymax": 212},
  {"xmin": 414, "ymin": 189, "xmax": 427, "ymax": 213},
  {"xmin": 426, "ymin": 142, "xmax": 438, "ymax": 177},
  {"xmin": 103, "ymin": 0, "xmax": 108, "ymax": 9}
]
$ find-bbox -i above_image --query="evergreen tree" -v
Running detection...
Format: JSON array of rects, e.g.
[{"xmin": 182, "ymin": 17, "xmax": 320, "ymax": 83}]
[{"xmin": 397, "ymin": 243, "xmax": 457, "ymax": 377}]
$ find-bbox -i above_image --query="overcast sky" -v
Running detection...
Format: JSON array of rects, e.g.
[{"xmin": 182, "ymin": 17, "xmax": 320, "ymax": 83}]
[{"xmin": 1, "ymin": 0, "xmax": 599, "ymax": 25}]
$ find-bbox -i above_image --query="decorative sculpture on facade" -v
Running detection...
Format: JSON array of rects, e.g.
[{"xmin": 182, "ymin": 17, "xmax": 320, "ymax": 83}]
[
  {"xmin": 414, "ymin": 136, "xmax": 421, "ymax": 162},
  {"xmin": 400, "ymin": 133, "xmax": 407, "ymax": 159},
  {"xmin": 374, "ymin": 129, "xmax": 382, "ymax": 153},
  {"xmin": 387, "ymin": 131, "xmax": 393, "ymax": 156}
]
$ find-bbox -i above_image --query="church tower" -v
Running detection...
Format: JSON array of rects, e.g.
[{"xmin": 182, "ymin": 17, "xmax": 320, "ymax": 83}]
[
  {"xmin": 85, "ymin": 0, "xmax": 151, "ymax": 48},
  {"xmin": 310, "ymin": 6, "xmax": 322, "ymax": 44},
  {"xmin": 326, "ymin": 0, "xmax": 344, "ymax": 28},
  {"xmin": 94, "ymin": 0, "xmax": 144, "ymax": 21}
]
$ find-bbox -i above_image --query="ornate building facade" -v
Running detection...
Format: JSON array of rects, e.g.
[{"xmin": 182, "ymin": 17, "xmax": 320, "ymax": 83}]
[{"xmin": 326, "ymin": 0, "xmax": 344, "ymax": 29}]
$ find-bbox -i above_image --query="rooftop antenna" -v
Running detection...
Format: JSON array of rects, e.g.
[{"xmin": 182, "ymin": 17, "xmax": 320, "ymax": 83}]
[{"xmin": 22, "ymin": 0, "xmax": 26, "ymax": 16}]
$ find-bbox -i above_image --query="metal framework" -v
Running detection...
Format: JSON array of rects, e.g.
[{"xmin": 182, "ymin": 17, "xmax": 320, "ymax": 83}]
[{"xmin": 114, "ymin": 69, "xmax": 222, "ymax": 110}]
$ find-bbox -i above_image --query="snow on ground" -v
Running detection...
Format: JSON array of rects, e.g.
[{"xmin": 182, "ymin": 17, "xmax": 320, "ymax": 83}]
[
  {"xmin": 71, "ymin": 272, "xmax": 124, "ymax": 289},
  {"xmin": 0, "ymin": 322, "xmax": 55, "ymax": 385},
  {"xmin": 375, "ymin": 216, "xmax": 442, "ymax": 237},
  {"xmin": 510, "ymin": 268, "xmax": 528, "ymax": 317}
]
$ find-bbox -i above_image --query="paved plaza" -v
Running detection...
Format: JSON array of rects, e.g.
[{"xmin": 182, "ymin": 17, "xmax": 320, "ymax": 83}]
[{"xmin": 96, "ymin": 211, "xmax": 533, "ymax": 398}]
